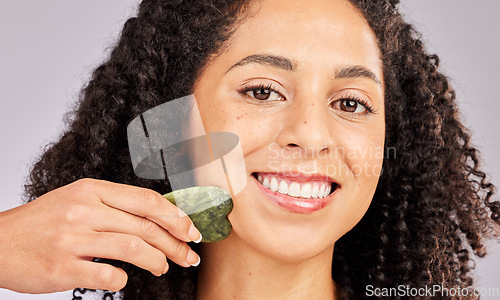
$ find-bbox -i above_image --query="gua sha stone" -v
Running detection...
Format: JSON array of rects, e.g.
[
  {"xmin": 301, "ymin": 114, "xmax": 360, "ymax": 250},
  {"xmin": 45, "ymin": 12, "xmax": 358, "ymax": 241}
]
[{"xmin": 163, "ymin": 186, "xmax": 233, "ymax": 243}]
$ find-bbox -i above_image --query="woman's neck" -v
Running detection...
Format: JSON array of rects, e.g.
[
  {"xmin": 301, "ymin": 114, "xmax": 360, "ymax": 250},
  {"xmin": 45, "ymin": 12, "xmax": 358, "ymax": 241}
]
[{"xmin": 196, "ymin": 234, "xmax": 336, "ymax": 300}]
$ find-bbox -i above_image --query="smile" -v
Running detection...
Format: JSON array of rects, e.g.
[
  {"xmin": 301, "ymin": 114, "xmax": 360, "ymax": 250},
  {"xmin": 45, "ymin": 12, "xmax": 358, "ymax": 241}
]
[{"xmin": 251, "ymin": 172, "xmax": 339, "ymax": 213}]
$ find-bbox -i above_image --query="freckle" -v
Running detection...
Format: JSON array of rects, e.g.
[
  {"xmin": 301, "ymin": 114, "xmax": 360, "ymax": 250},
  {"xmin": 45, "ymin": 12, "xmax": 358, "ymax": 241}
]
[
  {"xmin": 304, "ymin": 121, "xmax": 307, "ymax": 124},
  {"xmin": 248, "ymin": 272, "xmax": 252, "ymax": 276}
]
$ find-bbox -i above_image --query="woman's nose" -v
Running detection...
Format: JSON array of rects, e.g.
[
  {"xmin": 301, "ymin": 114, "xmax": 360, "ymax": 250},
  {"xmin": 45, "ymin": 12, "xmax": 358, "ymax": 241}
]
[{"xmin": 275, "ymin": 97, "xmax": 334, "ymax": 158}]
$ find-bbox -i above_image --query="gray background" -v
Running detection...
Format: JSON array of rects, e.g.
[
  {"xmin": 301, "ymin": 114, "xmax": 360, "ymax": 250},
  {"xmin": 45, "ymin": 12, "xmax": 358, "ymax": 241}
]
[{"xmin": 0, "ymin": 1, "xmax": 498, "ymax": 299}]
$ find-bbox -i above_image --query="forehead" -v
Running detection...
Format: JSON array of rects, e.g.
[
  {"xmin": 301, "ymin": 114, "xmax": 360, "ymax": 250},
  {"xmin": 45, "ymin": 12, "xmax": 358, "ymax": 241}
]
[{"xmin": 218, "ymin": 0, "xmax": 382, "ymax": 79}]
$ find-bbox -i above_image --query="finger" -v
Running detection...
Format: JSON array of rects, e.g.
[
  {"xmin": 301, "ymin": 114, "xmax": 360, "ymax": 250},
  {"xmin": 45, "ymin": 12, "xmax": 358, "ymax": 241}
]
[
  {"xmin": 75, "ymin": 232, "xmax": 168, "ymax": 276},
  {"xmin": 79, "ymin": 179, "xmax": 202, "ymax": 243},
  {"xmin": 91, "ymin": 204, "xmax": 200, "ymax": 267},
  {"xmin": 72, "ymin": 260, "xmax": 128, "ymax": 292}
]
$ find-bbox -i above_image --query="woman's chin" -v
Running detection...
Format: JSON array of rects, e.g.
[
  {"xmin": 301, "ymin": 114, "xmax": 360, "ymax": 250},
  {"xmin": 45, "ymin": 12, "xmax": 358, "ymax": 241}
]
[{"xmin": 226, "ymin": 213, "xmax": 337, "ymax": 264}]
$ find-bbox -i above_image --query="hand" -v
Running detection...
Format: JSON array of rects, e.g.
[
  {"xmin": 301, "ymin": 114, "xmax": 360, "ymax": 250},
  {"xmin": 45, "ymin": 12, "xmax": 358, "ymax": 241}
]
[{"xmin": 0, "ymin": 178, "xmax": 202, "ymax": 294}]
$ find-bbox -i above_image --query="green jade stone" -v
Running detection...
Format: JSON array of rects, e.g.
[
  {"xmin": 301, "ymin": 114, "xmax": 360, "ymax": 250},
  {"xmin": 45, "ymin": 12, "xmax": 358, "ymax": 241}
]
[{"xmin": 163, "ymin": 186, "xmax": 233, "ymax": 243}]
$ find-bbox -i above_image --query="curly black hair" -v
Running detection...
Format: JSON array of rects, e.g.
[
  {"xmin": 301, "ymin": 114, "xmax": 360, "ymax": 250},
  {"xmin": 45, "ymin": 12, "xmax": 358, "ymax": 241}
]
[{"xmin": 24, "ymin": 0, "xmax": 500, "ymax": 299}]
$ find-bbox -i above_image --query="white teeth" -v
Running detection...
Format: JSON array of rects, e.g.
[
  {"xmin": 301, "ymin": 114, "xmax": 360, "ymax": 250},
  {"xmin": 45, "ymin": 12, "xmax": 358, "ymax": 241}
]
[
  {"xmin": 263, "ymin": 177, "xmax": 270, "ymax": 189},
  {"xmin": 270, "ymin": 177, "xmax": 279, "ymax": 192},
  {"xmin": 300, "ymin": 183, "xmax": 312, "ymax": 198},
  {"xmin": 318, "ymin": 184, "xmax": 325, "ymax": 198},
  {"xmin": 278, "ymin": 180, "xmax": 288, "ymax": 194},
  {"xmin": 256, "ymin": 173, "xmax": 334, "ymax": 199},
  {"xmin": 324, "ymin": 185, "xmax": 331, "ymax": 197},
  {"xmin": 311, "ymin": 184, "xmax": 319, "ymax": 198},
  {"xmin": 288, "ymin": 182, "xmax": 301, "ymax": 197}
]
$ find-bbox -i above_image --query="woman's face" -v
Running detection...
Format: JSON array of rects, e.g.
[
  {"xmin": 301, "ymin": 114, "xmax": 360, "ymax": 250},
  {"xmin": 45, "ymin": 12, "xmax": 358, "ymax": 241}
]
[{"xmin": 194, "ymin": 0, "xmax": 385, "ymax": 261}]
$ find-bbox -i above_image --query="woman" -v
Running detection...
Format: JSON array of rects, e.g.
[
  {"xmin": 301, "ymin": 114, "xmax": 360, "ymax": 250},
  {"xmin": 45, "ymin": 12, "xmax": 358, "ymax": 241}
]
[{"xmin": 1, "ymin": 0, "xmax": 498, "ymax": 299}]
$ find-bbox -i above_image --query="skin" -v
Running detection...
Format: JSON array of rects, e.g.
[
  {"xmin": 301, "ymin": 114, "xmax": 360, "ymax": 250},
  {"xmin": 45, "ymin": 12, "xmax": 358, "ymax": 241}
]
[
  {"xmin": 0, "ymin": 0, "xmax": 384, "ymax": 296},
  {"xmin": 194, "ymin": 0, "xmax": 385, "ymax": 299},
  {"xmin": 0, "ymin": 179, "xmax": 202, "ymax": 293}
]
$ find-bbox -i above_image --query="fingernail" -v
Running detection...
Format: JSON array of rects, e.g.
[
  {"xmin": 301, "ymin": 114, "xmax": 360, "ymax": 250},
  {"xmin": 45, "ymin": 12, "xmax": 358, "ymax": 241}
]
[
  {"xmin": 186, "ymin": 249, "xmax": 200, "ymax": 267},
  {"xmin": 193, "ymin": 233, "xmax": 202, "ymax": 243},
  {"xmin": 191, "ymin": 256, "xmax": 201, "ymax": 267},
  {"xmin": 162, "ymin": 262, "xmax": 169, "ymax": 274},
  {"xmin": 188, "ymin": 224, "xmax": 202, "ymax": 242}
]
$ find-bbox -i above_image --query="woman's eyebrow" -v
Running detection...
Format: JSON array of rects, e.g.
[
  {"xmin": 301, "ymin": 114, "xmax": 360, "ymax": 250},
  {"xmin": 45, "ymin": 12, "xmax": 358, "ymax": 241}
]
[
  {"xmin": 226, "ymin": 54, "xmax": 381, "ymax": 87},
  {"xmin": 226, "ymin": 54, "xmax": 295, "ymax": 73},
  {"xmin": 335, "ymin": 65, "xmax": 382, "ymax": 87}
]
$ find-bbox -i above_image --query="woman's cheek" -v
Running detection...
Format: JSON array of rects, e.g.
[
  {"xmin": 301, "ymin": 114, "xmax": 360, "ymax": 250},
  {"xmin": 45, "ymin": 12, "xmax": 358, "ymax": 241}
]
[{"xmin": 232, "ymin": 114, "xmax": 278, "ymax": 156}]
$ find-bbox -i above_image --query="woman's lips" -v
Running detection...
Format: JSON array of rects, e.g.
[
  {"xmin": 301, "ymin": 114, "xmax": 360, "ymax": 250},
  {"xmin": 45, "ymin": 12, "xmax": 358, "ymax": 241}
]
[{"xmin": 252, "ymin": 172, "xmax": 338, "ymax": 214}]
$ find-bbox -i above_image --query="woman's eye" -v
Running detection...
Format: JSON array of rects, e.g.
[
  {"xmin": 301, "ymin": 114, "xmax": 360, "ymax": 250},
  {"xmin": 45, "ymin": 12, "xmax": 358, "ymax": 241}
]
[
  {"xmin": 244, "ymin": 87, "xmax": 284, "ymax": 101},
  {"xmin": 332, "ymin": 99, "xmax": 369, "ymax": 114}
]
